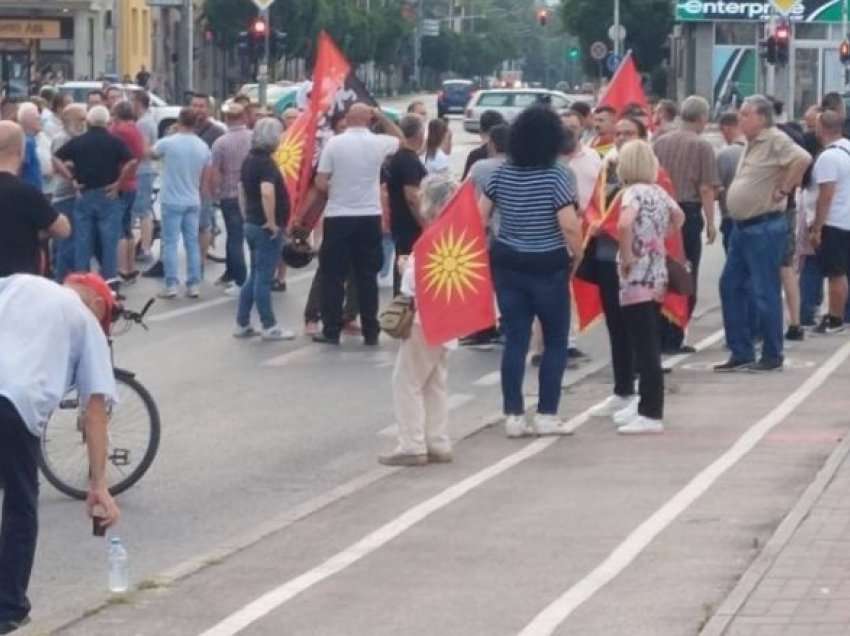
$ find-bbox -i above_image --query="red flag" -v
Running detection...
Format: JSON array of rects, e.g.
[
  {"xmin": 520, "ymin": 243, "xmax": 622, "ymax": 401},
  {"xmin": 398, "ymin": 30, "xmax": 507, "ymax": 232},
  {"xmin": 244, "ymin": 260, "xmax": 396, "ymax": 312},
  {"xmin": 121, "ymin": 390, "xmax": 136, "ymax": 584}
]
[
  {"xmin": 414, "ymin": 181, "xmax": 496, "ymax": 346},
  {"xmin": 275, "ymin": 31, "xmax": 351, "ymax": 215},
  {"xmin": 572, "ymin": 167, "xmax": 690, "ymax": 330},
  {"xmin": 598, "ymin": 51, "xmax": 648, "ymax": 118}
]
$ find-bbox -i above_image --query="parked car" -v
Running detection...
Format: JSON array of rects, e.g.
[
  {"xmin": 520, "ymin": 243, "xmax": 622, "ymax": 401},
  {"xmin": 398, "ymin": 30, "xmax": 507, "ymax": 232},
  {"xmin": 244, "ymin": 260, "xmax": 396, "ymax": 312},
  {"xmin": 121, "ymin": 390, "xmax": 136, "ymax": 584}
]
[
  {"xmin": 437, "ymin": 79, "xmax": 476, "ymax": 118},
  {"xmin": 463, "ymin": 88, "xmax": 574, "ymax": 132},
  {"xmin": 229, "ymin": 82, "xmax": 301, "ymax": 116},
  {"xmin": 57, "ymin": 81, "xmax": 181, "ymax": 137}
]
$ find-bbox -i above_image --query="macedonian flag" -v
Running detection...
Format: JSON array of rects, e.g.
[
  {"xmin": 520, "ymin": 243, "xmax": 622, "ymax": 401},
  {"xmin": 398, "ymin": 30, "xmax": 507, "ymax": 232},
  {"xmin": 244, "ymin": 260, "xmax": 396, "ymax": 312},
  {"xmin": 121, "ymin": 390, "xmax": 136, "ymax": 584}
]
[{"xmin": 414, "ymin": 181, "xmax": 496, "ymax": 346}]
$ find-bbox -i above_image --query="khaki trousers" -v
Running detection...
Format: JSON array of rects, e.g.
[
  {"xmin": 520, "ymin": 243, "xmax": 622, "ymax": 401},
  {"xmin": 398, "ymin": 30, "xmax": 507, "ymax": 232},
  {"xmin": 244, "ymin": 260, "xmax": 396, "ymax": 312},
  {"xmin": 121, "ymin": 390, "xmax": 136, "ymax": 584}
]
[{"xmin": 392, "ymin": 323, "xmax": 451, "ymax": 455}]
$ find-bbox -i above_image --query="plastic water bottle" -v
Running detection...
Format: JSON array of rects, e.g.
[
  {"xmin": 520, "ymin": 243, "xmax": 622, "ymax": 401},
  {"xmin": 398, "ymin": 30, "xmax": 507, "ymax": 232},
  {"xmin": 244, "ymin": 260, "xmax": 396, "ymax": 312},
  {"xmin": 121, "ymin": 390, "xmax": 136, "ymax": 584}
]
[{"xmin": 108, "ymin": 537, "xmax": 129, "ymax": 593}]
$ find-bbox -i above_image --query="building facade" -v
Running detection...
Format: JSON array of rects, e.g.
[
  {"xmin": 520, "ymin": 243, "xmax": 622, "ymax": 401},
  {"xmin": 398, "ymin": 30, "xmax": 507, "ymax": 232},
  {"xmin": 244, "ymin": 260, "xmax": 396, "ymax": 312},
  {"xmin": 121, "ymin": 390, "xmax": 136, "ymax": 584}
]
[
  {"xmin": 670, "ymin": 0, "xmax": 849, "ymax": 117},
  {"xmin": 115, "ymin": 0, "xmax": 151, "ymax": 81},
  {"xmin": 0, "ymin": 0, "xmax": 116, "ymax": 96}
]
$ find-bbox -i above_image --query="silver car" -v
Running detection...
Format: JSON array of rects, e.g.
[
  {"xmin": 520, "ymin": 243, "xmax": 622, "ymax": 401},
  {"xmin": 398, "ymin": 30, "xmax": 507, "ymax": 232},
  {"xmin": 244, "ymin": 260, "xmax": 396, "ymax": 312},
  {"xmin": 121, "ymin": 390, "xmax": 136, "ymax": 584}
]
[{"xmin": 463, "ymin": 89, "xmax": 575, "ymax": 133}]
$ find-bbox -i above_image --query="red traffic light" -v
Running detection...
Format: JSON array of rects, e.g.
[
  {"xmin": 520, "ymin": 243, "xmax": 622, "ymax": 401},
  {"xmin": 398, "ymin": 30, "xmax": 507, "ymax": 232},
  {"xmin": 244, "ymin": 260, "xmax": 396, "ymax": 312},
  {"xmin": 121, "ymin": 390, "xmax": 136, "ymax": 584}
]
[
  {"xmin": 537, "ymin": 9, "xmax": 549, "ymax": 26},
  {"xmin": 841, "ymin": 39, "xmax": 850, "ymax": 64},
  {"xmin": 775, "ymin": 24, "xmax": 789, "ymax": 41},
  {"xmin": 251, "ymin": 18, "xmax": 267, "ymax": 36}
]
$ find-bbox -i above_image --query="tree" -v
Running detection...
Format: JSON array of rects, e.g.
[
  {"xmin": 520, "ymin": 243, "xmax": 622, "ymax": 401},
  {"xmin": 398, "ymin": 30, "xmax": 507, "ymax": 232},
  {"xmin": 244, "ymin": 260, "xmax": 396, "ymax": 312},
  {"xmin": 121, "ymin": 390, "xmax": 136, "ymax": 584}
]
[{"xmin": 559, "ymin": 0, "xmax": 672, "ymax": 75}]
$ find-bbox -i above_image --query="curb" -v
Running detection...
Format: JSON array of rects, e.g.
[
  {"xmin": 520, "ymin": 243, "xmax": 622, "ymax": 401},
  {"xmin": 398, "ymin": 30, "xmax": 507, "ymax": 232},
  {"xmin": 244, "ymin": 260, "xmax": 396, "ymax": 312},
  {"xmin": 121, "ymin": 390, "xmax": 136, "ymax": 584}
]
[{"xmin": 700, "ymin": 427, "xmax": 850, "ymax": 635}]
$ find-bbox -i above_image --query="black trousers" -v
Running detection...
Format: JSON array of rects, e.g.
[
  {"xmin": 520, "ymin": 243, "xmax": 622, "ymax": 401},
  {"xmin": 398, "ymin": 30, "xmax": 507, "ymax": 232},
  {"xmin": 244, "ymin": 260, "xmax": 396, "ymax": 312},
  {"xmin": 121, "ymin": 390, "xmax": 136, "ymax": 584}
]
[
  {"xmin": 0, "ymin": 398, "xmax": 39, "ymax": 624},
  {"xmin": 304, "ymin": 267, "xmax": 359, "ymax": 324},
  {"xmin": 597, "ymin": 260, "xmax": 635, "ymax": 397},
  {"xmin": 319, "ymin": 216, "xmax": 383, "ymax": 339},
  {"xmin": 661, "ymin": 202, "xmax": 704, "ymax": 350},
  {"xmin": 623, "ymin": 301, "xmax": 664, "ymax": 419}
]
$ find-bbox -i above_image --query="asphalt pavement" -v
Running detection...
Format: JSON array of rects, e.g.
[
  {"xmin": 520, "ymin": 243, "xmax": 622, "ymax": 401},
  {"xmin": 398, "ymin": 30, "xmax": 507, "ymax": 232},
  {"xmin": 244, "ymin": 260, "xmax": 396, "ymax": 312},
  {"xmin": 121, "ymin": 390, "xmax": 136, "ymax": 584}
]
[{"xmin": 10, "ymin": 94, "xmax": 850, "ymax": 636}]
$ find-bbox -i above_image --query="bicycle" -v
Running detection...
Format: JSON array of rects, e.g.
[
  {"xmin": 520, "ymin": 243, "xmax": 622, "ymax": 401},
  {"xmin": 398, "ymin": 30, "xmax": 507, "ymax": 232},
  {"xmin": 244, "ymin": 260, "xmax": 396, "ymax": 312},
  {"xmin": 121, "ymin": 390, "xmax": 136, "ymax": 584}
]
[{"xmin": 38, "ymin": 295, "xmax": 162, "ymax": 500}]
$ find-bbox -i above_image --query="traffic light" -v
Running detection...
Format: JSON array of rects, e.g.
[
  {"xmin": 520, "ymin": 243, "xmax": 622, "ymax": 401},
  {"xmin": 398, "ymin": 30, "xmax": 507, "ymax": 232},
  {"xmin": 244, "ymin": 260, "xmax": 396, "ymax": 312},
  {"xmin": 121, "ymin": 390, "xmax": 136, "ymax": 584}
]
[
  {"xmin": 840, "ymin": 39, "xmax": 850, "ymax": 64},
  {"xmin": 568, "ymin": 46, "xmax": 580, "ymax": 60},
  {"xmin": 764, "ymin": 35, "xmax": 777, "ymax": 64},
  {"xmin": 270, "ymin": 30, "xmax": 287, "ymax": 60},
  {"xmin": 537, "ymin": 9, "xmax": 549, "ymax": 26},
  {"xmin": 775, "ymin": 21, "xmax": 790, "ymax": 65}
]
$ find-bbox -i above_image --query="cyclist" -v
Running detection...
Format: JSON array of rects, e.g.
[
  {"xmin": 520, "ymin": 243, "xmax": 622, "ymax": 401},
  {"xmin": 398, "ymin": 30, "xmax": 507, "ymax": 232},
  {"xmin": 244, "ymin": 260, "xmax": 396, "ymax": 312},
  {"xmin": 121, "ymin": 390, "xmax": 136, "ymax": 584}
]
[{"xmin": 0, "ymin": 273, "xmax": 120, "ymax": 634}]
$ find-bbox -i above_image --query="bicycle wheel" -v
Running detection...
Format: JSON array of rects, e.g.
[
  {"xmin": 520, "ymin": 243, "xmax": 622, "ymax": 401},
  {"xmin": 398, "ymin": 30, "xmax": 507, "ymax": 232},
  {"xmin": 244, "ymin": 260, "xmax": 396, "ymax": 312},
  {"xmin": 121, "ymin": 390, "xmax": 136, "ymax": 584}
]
[
  {"xmin": 207, "ymin": 206, "xmax": 226, "ymax": 263},
  {"xmin": 38, "ymin": 370, "xmax": 161, "ymax": 500}
]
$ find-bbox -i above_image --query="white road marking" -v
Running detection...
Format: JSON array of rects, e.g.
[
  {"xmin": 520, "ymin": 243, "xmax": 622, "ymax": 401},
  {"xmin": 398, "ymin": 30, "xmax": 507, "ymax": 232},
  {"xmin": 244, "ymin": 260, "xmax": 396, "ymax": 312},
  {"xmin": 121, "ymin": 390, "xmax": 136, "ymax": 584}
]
[
  {"xmin": 198, "ymin": 331, "xmax": 722, "ymax": 636},
  {"xmin": 473, "ymin": 371, "xmax": 500, "ymax": 387},
  {"xmin": 378, "ymin": 393, "xmax": 475, "ymax": 436},
  {"xmin": 262, "ymin": 346, "xmax": 315, "ymax": 368},
  {"xmin": 147, "ymin": 270, "xmax": 315, "ymax": 323},
  {"xmin": 517, "ymin": 339, "xmax": 850, "ymax": 636}
]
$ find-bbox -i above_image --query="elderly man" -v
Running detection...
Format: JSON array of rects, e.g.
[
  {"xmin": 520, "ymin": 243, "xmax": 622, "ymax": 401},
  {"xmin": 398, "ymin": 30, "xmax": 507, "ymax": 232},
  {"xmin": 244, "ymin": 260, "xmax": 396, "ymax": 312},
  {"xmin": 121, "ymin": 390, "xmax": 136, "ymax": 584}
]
[
  {"xmin": 653, "ymin": 95, "xmax": 719, "ymax": 354},
  {"xmin": 0, "ymin": 272, "xmax": 119, "ymax": 634},
  {"xmin": 652, "ymin": 99, "xmax": 678, "ymax": 140},
  {"xmin": 211, "ymin": 103, "xmax": 252, "ymax": 292},
  {"xmin": 50, "ymin": 104, "xmax": 87, "ymax": 281},
  {"xmin": 716, "ymin": 95, "xmax": 812, "ymax": 373},
  {"xmin": 151, "ymin": 108, "xmax": 212, "ymax": 299},
  {"xmin": 15, "ymin": 102, "xmax": 51, "ymax": 192},
  {"xmin": 313, "ymin": 103, "xmax": 404, "ymax": 345},
  {"xmin": 281, "ymin": 107, "xmax": 299, "ymax": 131},
  {"xmin": 54, "ymin": 105, "xmax": 136, "ymax": 279},
  {"xmin": 0, "ymin": 121, "xmax": 69, "ymax": 278}
]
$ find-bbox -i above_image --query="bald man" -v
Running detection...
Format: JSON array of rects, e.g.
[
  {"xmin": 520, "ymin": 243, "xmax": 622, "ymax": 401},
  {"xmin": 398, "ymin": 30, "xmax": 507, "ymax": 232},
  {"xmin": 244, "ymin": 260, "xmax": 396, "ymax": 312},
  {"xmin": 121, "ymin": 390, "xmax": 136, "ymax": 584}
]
[
  {"xmin": 15, "ymin": 103, "xmax": 48, "ymax": 191},
  {"xmin": 312, "ymin": 104, "xmax": 404, "ymax": 345},
  {"xmin": 0, "ymin": 121, "xmax": 69, "ymax": 278}
]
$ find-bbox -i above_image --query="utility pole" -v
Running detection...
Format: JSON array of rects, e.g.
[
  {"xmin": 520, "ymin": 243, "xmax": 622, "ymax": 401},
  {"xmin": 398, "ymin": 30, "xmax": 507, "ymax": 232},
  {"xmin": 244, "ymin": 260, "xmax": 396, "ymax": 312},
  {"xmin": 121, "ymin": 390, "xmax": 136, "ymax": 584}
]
[
  {"xmin": 765, "ymin": 10, "xmax": 775, "ymax": 97},
  {"xmin": 413, "ymin": 0, "xmax": 422, "ymax": 89},
  {"xmin": 186, "ymin": 0, "xmax": 194, "ymax": 95},
  {"xmin": 613, "ymin": 0, "xmax": 621, "ymax": 57},
  {"xmin": 844, "ymin": 0, "xmax": 849, "ymax": 86},
  {"xmin": 259, "ymin": 9, "xmax": 270, "ymax": 107}
]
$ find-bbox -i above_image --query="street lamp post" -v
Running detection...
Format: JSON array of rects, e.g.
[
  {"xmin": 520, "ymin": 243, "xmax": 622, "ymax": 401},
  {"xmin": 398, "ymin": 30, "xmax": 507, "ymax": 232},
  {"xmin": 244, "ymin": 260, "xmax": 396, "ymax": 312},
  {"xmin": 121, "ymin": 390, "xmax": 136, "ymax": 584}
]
[{"xmin": 613, "ymin": 0, "xmax": 621, "ymax": 57}]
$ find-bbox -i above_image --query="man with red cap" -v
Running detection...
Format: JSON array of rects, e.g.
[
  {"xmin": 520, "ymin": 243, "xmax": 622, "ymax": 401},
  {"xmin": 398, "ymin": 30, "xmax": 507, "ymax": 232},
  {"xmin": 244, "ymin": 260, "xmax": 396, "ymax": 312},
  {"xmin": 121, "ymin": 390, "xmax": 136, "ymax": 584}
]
[{"xmin": 0, "ymin": 273, "xmax": 120, "ymax": 634}]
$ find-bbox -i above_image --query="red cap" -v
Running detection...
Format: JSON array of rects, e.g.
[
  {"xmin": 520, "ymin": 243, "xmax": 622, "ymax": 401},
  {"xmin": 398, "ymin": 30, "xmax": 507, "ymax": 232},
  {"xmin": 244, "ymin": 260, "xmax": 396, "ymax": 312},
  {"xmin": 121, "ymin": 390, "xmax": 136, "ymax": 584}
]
[{"xmin": 64, "ymin": 273, "xmax": 115, "ymax": 332}]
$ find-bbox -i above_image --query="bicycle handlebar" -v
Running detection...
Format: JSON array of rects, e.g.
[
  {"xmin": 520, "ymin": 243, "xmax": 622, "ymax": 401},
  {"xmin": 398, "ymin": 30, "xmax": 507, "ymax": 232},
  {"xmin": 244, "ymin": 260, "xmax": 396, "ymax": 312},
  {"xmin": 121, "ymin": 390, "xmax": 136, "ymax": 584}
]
[{"xmin": 114, "ymin": 298, "xmax": 156, "ymax": 331}]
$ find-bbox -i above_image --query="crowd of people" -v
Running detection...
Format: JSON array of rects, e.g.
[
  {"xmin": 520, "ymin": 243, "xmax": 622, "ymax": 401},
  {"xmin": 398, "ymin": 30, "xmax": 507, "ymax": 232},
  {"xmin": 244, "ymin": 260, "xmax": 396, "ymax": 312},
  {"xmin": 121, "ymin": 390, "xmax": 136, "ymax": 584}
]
[{"xmin": 4, "ymin": 77, "xmax": 850, "ymax": 631}]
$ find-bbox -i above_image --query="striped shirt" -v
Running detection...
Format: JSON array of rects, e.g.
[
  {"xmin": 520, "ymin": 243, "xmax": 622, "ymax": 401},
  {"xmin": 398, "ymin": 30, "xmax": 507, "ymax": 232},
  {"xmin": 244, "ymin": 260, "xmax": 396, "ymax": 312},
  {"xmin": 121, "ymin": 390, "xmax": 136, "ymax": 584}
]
[{"xmin": 484, "ymin": 163, "xmax": 577, "ymax": 253}]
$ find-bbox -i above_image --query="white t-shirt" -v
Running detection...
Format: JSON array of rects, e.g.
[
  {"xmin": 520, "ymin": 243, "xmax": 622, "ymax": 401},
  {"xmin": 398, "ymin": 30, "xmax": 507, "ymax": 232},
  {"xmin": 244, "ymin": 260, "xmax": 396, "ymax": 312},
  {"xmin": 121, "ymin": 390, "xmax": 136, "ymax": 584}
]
[
  {"xmin": 564, "ymin": 145, "xmax": 603, "ymax": 214},
  {"xmin": 423, "ymin": 149, "xmax": 450, "ymax": 175},
  {"xmin": 0, "ymin": 275, "xmax": 117, "ymax": 438},
  {"xmin": 317, "ymin": 127, "xmax": 399, "ymax": 217},
  {"xmin": 813, "ymin": 138, "xmax": 850, "ymax": 231}
]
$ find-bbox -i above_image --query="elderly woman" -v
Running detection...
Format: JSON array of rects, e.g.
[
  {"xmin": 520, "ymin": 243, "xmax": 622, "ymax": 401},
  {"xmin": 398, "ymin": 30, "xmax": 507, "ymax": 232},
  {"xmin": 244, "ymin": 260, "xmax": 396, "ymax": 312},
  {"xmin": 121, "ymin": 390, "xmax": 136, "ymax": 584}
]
[
  {"xmin": 479, "ymin": 106, "xmax": 584, "ymax": 438},
  {"xmin": 380, "ymin": 174, "xmax": 459, "ymax": 467},
  {"xmin": 234, "ymin": 117, "xmax": 295, "ymax": 341},
  {"xmin": 51, "ymin": 103, "xmax": 87, "ymax": 281}
]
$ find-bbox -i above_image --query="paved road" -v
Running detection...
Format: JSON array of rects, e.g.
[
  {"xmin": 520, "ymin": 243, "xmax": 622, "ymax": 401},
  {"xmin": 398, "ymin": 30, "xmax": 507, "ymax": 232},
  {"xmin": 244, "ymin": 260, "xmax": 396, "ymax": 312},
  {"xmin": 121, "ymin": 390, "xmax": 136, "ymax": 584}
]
[{"xmin": 12, "ymin": 94, "xmax": 849, "ymax": 636}]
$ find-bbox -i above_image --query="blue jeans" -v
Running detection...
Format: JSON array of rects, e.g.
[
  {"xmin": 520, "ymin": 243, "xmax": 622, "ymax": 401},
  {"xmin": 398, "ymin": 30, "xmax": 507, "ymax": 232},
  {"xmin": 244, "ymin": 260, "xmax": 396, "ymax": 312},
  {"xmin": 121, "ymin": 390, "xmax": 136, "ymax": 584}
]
[
  {"xmin": 74, "ymin": 188, "xmax": 122, "ymax": 278},
  {"xmin": 493, "ymin": 265, "xmax": 570, "ymax": 415},
  {"xmin": 220, "ymin": 198, "xmax": 247, "ymax": 286},
  {"xmin": 52, "ymin": 197, "xmax": 76, "ymax": 282},
  {"xmin": 720, "ymin": 215, "xmax": 787, "ymax": 364},
  {"xmin": 132, "ymin": 172, "xmax": 155, "ymax": 220},
  {"xmin": 161, "ymin": 203, "xmax": 201, "ymax": 288},
  {"xmin": 800, "ymin": 255, "xmax": 824, "ymax": 326},
  {"xmin": 238, "ymin": 223, "xmax": 283, "ymax": 330}
]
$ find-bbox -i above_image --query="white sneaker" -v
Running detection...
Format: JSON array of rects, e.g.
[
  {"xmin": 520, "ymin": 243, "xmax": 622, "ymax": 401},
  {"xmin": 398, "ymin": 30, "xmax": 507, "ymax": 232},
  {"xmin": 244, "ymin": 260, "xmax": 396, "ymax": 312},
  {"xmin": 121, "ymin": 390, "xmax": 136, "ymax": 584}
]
[
  {"xmin": 588, "ymin": 394, "xmax": 637, "ymax": 418},
  {"xmin": 262, "ymin": 325, "xmax": 296, "ymax": 341},
  {"xmin": 505, "ymin": 415, "xmax": 533, "ymax": 438},
  {"xmin": 223, "ymin": 282, "xmax": 241, "ymax": 297},
  {"xmin": 233, "ymin": 324, "xmax": 258, "ymax": 338},
  {"xmin": 158, "ymin": 286, "xmax": 178, "ymax": 299},
  {"xmin": 617, "ymin": 415, "xmax": 664, "ymax": 435},
  {"xmin": 612, "ymin": 399, "xmax": 640, "ymax": 426},
  {"xmin": 533, "ymin": 414, "xmax": 574, "ymax": 436},
  {"xmin": 186, "ymin": 285, "xmax": 200, "ymax": 299}
]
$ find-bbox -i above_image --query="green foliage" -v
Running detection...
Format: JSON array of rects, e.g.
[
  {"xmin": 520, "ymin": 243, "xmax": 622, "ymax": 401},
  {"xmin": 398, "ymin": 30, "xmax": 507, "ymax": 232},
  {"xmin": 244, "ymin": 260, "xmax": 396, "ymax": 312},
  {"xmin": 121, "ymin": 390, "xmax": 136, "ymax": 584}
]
[{"xmin": 559, "ymin": 0, "xmax": 672, "ymax": 74}]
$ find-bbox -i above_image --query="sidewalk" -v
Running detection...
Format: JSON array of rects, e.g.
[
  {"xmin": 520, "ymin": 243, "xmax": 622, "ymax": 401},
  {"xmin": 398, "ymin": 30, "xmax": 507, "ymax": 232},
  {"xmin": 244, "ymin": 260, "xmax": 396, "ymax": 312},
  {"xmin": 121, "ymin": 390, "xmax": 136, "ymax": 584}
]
[{"xmin": 704, "ymin": 429, "xmax": 850, "ymax": 635}]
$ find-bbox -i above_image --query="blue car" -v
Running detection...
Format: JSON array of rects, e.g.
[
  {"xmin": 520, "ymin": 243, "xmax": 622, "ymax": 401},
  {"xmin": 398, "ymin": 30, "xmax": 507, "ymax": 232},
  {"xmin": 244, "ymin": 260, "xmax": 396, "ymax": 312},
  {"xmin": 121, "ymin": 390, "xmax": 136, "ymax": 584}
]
[{"xmin": 437, "ymin": 79, "xmax": 476, "ymax": 118}]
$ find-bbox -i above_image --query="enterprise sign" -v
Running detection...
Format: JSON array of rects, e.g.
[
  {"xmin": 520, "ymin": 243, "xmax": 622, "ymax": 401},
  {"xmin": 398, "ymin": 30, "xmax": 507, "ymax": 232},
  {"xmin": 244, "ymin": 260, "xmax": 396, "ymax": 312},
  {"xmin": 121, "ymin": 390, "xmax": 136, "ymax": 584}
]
[{"xmin": 676, "ymin": 0, "xmax": 844, "ymax": 20}]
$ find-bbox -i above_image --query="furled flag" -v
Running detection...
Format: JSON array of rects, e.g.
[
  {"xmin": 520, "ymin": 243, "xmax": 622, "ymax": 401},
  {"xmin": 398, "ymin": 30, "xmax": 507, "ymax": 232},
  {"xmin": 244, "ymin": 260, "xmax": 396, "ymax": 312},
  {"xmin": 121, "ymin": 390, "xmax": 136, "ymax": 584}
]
[
  {"xmin": 414, "ymin": 181, "xmax": 496, "ymax": 346},
  {"xmin": 597, "ymin": 50, "xmax": 648, "ymax": 118},
  {"xmin": 572, "ymin": 167, "xmax": 690, "ymax": 330},
  {"xmin": 274, "ymin": 31, "xmax": 350, "ymax": 215}
]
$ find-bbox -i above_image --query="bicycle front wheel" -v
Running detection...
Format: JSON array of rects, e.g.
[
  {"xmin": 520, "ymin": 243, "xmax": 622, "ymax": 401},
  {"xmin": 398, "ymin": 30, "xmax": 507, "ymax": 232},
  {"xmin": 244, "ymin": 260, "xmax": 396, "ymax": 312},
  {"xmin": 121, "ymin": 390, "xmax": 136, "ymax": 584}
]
[{"xmin": 38, "ymin": 370, "xmax": 161, "ymax": 500}]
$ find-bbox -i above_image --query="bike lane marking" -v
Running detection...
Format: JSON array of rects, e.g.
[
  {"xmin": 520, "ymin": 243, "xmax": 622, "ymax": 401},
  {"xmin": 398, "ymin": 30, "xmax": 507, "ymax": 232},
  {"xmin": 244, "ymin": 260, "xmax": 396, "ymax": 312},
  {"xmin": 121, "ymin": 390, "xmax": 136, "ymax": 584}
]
[
  {"xmin": 517, "ymin": 339, "xmax": 850, "ymax": 636},
  {"xmin": 197, "ymin": 327, "xmax": 725, "ymax": 636}
]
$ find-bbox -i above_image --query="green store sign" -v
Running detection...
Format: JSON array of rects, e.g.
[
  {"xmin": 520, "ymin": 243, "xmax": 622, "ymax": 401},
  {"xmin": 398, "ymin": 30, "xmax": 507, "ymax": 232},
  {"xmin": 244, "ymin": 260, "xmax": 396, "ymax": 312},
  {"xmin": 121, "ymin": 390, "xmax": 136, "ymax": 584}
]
[{"xmin": 676, "ymin": 0, "xmax": 845, "ymax": 21}]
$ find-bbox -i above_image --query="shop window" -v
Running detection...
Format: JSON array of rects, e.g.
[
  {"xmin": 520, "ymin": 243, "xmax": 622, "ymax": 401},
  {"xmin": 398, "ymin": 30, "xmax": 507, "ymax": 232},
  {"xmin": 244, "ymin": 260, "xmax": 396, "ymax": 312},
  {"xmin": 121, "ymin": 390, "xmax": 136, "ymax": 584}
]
[
  {"xmin": 715, "ymin": 23, "xmax": 757, "ymax": 45},
  {"xmin": 794, "ymin": 23, "xmax": 827, "ymax": 40}
]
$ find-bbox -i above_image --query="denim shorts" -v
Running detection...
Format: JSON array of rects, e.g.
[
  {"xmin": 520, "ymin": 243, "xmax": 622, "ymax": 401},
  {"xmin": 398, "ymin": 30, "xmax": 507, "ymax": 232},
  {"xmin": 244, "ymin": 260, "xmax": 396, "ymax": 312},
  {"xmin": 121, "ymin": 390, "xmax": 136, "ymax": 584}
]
[
  {"xmin": 132, "ymin": 172, "xmax": 155, "ymax": 220},
  {"xmin": 120, "ymin": 191, "xmax": 138, "ymax": 239},
  {"xmin": 781, "ymin": 208, "xmax": 797, "ymax": 268}
]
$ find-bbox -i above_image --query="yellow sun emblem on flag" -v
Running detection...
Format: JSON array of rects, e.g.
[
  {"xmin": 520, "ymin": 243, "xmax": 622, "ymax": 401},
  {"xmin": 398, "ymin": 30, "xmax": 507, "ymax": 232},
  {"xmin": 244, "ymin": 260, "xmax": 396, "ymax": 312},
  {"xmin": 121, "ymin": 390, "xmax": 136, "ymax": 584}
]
[
  {"xmin": 423, "ymin": 228, "xmax": 487, "ymax": 303},
  {"xmin": 274, "ymin": 127, "xmax": 305, "ymax": 181}
]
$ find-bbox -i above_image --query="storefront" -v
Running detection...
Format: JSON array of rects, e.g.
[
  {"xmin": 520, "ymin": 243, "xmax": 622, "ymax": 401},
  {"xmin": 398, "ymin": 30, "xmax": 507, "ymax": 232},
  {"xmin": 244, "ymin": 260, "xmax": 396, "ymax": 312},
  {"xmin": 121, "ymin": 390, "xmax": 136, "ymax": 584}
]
[{"xmin": 670, "ymin": 0, "xmax": 850, "ymax": 118}]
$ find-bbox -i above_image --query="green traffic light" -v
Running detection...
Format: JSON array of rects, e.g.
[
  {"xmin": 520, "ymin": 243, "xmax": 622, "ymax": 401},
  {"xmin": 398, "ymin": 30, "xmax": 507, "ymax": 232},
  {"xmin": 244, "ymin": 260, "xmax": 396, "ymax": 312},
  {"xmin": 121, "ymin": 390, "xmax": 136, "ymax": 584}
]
[{"xmin": 568, "ymin": 47, "xmax": 580, "ymax": 60}]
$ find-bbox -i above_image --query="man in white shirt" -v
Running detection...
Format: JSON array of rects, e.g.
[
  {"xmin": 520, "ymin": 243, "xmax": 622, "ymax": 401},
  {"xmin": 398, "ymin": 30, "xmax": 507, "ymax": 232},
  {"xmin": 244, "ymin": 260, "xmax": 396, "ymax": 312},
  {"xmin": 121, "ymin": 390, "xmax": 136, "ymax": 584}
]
[
  {"xmin": 313, "ymin": 103, "xmax": 404, "ymax": 345},
  {"xmin": 810, "ymin": 109, "xmax": 850, "ymax": 334},
  {"xmin": 0, "ymin": 273, "xmax": 120, "ymax": 634}
]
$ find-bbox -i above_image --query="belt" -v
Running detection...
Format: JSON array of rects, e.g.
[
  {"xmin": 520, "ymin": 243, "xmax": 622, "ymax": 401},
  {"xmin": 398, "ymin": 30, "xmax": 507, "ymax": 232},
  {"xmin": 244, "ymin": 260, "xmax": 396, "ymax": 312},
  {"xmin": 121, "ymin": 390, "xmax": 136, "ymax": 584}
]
[{"xmin": 736, "ymin": 211, "xmax": 784, "ymax": 228}]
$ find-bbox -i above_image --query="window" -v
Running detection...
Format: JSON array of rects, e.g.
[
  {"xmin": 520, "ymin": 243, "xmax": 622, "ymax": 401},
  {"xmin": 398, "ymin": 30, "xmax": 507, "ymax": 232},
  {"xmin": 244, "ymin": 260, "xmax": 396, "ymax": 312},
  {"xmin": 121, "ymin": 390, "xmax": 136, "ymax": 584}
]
[
  {"xmin": 477, "ymin": 92, "xmax": 511, "ymax": 107},
  {"xmin": 795, "ymin": 23, "xmax": 827, "ymax": 40},
  {"xmin": 513, "ymin": 93, "xmax": 541, "ymax": 108},
  {"xmin": 551, "ymin": 95, "xmax": 569, "ymax": 109},
  {"xmin": 715, "ymin": 23, "xmax": 757, "ymax": 46}
]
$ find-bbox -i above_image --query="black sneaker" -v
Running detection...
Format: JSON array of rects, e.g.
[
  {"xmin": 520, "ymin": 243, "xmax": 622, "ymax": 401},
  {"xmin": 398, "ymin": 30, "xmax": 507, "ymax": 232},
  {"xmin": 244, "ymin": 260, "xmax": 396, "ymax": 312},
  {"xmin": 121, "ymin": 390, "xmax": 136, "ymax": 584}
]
[
  {"xmin": 364, "ymin": 334, "xmax": 379, "ymax": 346},
  {"xmin": 663, "ymin": 345, "xmax": 697, "ymax": 355},
  {"xmin": 567, "ymin": 347, "xmax": 588, "ymax": 360},
  {"xmin": 785, "ymin": 325, "xmax": 805, "ymax": 341},
  {"xmin": 747, "ymin": 358, "xmax": 784, "ymax": 373},
  {"xmin": 142, "ymin": 260, "xmax": 164, "ymax": 278},
  {"xmin": 713, "ymin": 358, "xmax": 754, "ymax": 373},
  {"xmin": 312, "ymin": 333, "xmax": 340, "ymax": 345},
  {"xmin": 813, "ymin": 316, "xmax": 845, "ymax": 335}
]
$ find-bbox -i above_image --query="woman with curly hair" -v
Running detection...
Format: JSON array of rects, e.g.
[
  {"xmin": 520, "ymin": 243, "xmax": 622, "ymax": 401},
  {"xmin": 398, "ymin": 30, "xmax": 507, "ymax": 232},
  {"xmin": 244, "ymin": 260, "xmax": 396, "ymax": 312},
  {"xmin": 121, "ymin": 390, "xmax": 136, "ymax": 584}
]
[{"xmin": 479, "ymin": 106, "xmax": 584, "ymax": 438}]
